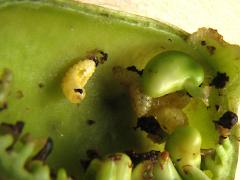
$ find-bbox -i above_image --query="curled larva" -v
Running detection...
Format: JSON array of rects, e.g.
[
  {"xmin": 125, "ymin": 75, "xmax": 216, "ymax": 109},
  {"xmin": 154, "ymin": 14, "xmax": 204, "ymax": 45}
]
[
  {"xmin": 62, "ymin": 59, "xmax": 96, "ymax": 103},
  {"xmin": 113, "ymin": 66, "xmax": 152, "ymax": 117}
]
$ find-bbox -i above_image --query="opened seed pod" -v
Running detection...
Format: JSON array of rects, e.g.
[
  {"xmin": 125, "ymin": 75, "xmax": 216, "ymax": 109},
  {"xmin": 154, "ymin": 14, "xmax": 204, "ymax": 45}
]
[{"xmin": 0, "ymin": 0, "xmax": 239, "ymax": 179}]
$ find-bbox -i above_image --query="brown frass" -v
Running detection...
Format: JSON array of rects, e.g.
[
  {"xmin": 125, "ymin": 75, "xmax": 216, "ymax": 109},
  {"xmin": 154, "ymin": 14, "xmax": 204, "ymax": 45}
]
[
  {"xmin": 210, "ymin": 72, "xmax": 229, "ymax": 88},
  {"xmin": 126, "ymin": 66, "xmax": 143, "ymax": 76},
  {"xmin": 126, "ymin": 150, "xmax": 160, "ymax": 166},
  {"xmin": 214, "ymin": 111, "xmax": 238, "ymax": 129}
]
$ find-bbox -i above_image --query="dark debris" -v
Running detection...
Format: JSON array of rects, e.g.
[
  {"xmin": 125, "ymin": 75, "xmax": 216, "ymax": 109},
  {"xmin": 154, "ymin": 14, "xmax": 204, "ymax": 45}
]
[
  {"xmin": 32, "ymin": 138, "xmax": 53, "ymax": 162},
  {"xmin": 125, "ymin": 150, "xmax": 160, "ymax": 166},
  {"xmin": 126, "ymin": 66, "xmax": 143, "ymax": 76},
  {"xmin": 210, "ymin": 72, "xmax": 229, "ymax": 89}
]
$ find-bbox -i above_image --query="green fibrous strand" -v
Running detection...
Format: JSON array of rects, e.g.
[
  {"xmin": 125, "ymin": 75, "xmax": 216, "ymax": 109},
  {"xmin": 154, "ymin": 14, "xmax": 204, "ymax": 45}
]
[
  {"xmin": 0, "ymin": 0, "xmax": 239, "ymax": 179},
  {"xmin": 0, "ymin": 122, "xmax": 68, "ymax": 180}
]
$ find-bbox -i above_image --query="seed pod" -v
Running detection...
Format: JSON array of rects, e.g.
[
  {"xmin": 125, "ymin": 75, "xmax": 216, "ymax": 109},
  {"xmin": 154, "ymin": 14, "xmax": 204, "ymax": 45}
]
[{"xmin": 62, "ymin": 59, "xmax": 96, "ymax": 103}]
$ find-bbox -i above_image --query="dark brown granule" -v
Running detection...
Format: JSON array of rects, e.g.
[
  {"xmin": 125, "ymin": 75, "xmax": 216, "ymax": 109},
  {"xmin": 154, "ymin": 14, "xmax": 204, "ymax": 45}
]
[
  {"xmin": 74, "ymin": 88, "xmax": 83, "ymax": 94},
  {"xmin": 135, "ymin": 116, "xmax": 167, "ymax": 138},
  {"xmin": 89, "ymin": 50, "xmax": 108, "ymax": 66},
  {"xmin": 215, "ymin": 105, "xmax": 220, "ymax": 111},
  {"xmin": 108, "ymin": 154, "xmax": 122, "ymax": 161},
  {"xmin": 0, "ymin": 121, "xmax": 24, "ymax": 137},
  {"xmin": 99, "ymin": 51, "xmax": 108, "ymax": 62},
  {"xmin": 210, "ymin": 72, "xmax": 229, "ymax": 88},
  {"xmin": 176, "ymin": 158, "xmax": 181, "ymax": 162},
  {"xmin": 168, "ymin": 38, "xmax": 172, "ymax": 42},
  {"xmin": 214, "ymin": 111, "xmax": 238, "ymax": 129},
  {"xmin": 126, "ymin": 66, "xmax": 144, "ymax": 76},
  {"xmin": 86, "ymin": 119, "xmax": 96, "ymax": 126},
  {"xmin": 32, "ymin": 137, "xmax": 53, "ymax": 162},
  {"xmin": 38, "ymin": 83, "xmax": 44, "ymax": 88},
  {"xmin": 206, "ymin": 45, "xmax": 216, "ymax": 55},
  {"xmin": 126, "ymin": 150, "xmax": 160, "ymax": 166},
  {"xmin": 0, "ymin": 102, "xmax": 8, "ymax": 112},
  {"xmin": 201, "ymin": 40, "xmax": 207, "ymax": 46}
]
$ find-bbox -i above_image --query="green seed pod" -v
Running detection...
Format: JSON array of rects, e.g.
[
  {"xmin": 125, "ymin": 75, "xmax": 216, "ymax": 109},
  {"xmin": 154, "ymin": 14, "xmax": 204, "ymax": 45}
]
[
  {"xmin": 85, "ymin": 153, "xmax": 132, "ymax": 180},
  {"xmin": 141, "ymin": 51, "xmax": 204, "ymax": 98},
  {"xmin": 165, "ymin": 126, "xmax": 202, "ymax": 168}
]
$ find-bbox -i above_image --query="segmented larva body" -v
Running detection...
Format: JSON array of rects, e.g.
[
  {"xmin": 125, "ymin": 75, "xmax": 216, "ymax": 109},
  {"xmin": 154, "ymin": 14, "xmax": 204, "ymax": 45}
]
[
  {"xmin": 112, "ymin": 66, "xmax": 152, "ymax": 117},
  {"xmin": 129, "ymin": 84, "xmax": 152, "ymax": 117},
  {"xmin": 62, "ymin": 59, "xmax": 96, "ymax": 103}
]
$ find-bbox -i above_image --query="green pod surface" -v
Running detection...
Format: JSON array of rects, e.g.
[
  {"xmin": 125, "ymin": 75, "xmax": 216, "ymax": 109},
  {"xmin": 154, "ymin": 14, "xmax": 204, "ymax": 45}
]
[{"xmin": 0, "ymin": 0, "xmax": 239, "ymax": 179}]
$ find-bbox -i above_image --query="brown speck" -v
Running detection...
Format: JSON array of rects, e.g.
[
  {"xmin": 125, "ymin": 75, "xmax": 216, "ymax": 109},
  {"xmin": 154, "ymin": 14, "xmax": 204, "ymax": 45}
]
[
  {"xmin": 214, "ymin": 111, "xmax": 238, "ymax": 129},
  {"xmin": 210, "ymin": 72, "xmax": 229, "ymax": 89},
  {"xmin": 135, "ymin": 116, "xmax": 167, "ymax": 137},
  {"xmin": 86, "ymin": 119, "xmax": 96, "ymax": 126},
  {"xmin": 201, "ymin": 40, "xmax": 206, "ymax": 46},
  {"xmin": 206, "ymin": 45, "xmax": 216, "ymax": 55},
  {"xmin": 168, "ymin": 38, "xmax": 172, "ymax": 42},
  {"xmin": 108, "ymin": 154, "xmax": 122, "ymax": 161},
  {"xmin": 201, "ymin": 149, "xmax": 214, "ymax": 156},
  {"xmin": 215, "ymin": 105, "xmax": 220, "ymax": 111},
  {"xmin": 126, "ymin": 66, "xmax": 143, "ymax": 76},
  {"xmin": 126, "ymin": 150, "xmax": 160, "ymax": 166},
  {"xmin": 74, "ymin": 88, "xmax": 83, "ymax": 94},
  {"xmin": 38, "ymin": 83, "xmax": 44, "ymax": 88},
  {"xmin": 16, "ymin": 90, "xmax": 24, "ymax": 99},
  {"xmin": 176, "ymin": 158, "xmax": 181, "ymax": 162},
  {"xmin": 0, "ymin": 102, "xmax": 8, "ymax": 112}
]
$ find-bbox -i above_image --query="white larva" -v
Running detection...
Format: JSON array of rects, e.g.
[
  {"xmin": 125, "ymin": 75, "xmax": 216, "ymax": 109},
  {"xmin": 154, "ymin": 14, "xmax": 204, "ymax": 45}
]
[
  {"xmin": 112, "ymin": 66, "xmax": 152, "ymax": 117},
  {"xmin": 62, "ymin": 59, "xmax": 96, "ymax": 104}
]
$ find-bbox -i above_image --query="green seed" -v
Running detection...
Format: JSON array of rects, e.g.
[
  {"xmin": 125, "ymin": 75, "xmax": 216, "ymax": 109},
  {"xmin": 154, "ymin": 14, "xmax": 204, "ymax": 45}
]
[
  {"xmin": 141, "ymin": 51, "xmax": 204, "ymax": 98},
  {"xmin": 165, "ymin": 126, "xmax": 202, "ymax": 168}
]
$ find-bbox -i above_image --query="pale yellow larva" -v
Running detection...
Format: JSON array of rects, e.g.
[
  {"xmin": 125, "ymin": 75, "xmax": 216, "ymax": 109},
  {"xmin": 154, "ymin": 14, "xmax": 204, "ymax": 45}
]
[
  {"xmin": 112, "ymin": 66, "xmax": 152, "ymax": 117},
  {"xmin": 62, "ymin": 59, "xmax": 96, "ymax": 104}
]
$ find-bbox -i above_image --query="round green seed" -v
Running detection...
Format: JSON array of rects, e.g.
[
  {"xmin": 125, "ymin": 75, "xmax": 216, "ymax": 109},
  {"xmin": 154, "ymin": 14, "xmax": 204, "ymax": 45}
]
[{"xmin": 141, "ymin": 51, "xmax": 204, "ymax": 98}]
